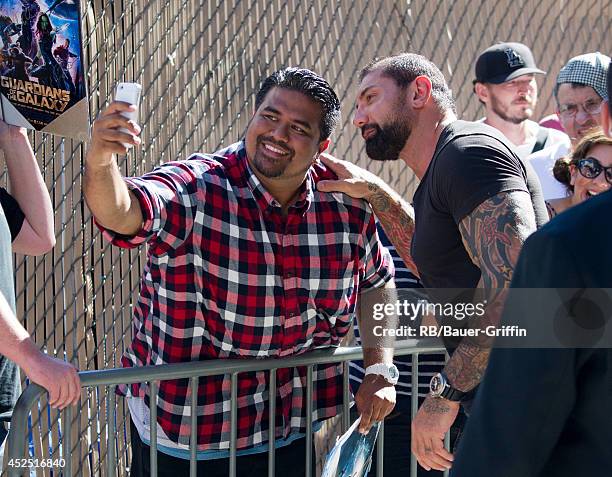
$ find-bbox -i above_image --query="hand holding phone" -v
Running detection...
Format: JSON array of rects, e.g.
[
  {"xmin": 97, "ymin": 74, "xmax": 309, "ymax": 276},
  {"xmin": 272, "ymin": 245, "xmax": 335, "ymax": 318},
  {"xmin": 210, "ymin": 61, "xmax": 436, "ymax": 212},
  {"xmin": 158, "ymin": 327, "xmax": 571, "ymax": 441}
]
[{"xmin": 114, "ymin": 82, "xmax": 142, "ymax": 148}]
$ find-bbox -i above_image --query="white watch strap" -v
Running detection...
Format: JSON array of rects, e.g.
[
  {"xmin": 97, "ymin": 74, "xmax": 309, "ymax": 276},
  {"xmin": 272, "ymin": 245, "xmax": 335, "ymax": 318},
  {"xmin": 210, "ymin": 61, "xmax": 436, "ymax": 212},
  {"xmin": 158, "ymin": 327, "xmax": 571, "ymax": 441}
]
[
  {"xmin": 365, "ymin": 363, "xmax": 388, "ymax": 375},
  {"xmin": 364, "ymin": 363, "xmax": 398, "ymax": 384}
]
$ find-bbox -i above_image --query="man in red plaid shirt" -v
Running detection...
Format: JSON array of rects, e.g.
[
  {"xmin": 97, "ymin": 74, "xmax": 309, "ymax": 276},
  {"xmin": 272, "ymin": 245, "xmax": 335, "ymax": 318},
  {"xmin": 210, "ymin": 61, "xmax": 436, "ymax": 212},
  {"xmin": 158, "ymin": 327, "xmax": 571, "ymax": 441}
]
[{"xmin": 84, "ymin": 68, "xmax": 398, "ymax": 476}]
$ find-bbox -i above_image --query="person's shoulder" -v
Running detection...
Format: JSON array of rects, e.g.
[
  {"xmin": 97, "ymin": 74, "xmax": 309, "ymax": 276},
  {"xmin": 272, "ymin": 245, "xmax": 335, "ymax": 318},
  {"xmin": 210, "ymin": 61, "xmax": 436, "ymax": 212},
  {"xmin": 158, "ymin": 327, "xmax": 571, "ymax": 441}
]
[
  {"xmin": 440, "ymin": 120, "xmax": 513, "ymax": 155},
  {"xmin": 528, "ymin": 140, "xmax": 570, "ymax": 164},
  {"xmin": 538, "ymin": 113, "xmax": 564, "ymax": 131},
  {"xmin": 311, "ymin": 160, "xmax": 373, "ymax": 212},
  {"xmin": 157, "ymin": 154, "xmax": 224, "ymax": 180},
  {"xmin": 536, "ymin": 122, "xmax": 571, "ymax": 148},
  {"xmin": 545, "ymin": 127, "xmax": 570, "ymax": 146},
  {"xmin": 519, "ymin": 192, "xmax": 612, "ymax": 286},
  {"xmin": 446, "ymin": 119, "xmax": 507, "ymax": 141},
  {"xmin": 434, "ymin": 120, "xmax": 519, "ymax": 173},
  {"xmin": 173, "ymin": 142, "xmax": 246, "ymax": 180},
  {"xmin": 138, "ymin": 150, "xmax": 232, "ymax": 193},
  {"xmin": 311, "ymin": 158, "xmax": 339, "ymax": 182},
  {"xmin": 536, "ymin": 190, "xmax": 612, "ymax": 241}
]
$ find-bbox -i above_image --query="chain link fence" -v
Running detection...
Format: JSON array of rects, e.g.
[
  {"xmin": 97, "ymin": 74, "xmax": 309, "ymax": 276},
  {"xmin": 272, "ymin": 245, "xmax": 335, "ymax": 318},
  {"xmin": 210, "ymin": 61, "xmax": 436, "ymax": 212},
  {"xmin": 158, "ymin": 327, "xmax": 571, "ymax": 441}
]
[{"xmin": 5, "ymin": 0, "xmax": 611, "ymax": 475}]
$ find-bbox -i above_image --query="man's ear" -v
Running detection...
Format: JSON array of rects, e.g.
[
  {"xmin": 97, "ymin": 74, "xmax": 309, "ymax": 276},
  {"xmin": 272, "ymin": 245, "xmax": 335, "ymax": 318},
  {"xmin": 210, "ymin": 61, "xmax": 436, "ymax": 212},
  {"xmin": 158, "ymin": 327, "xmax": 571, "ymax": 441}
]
[
  {"xmin": 411, "ymin": 76, "xmax": 432, "ymax": 109},
  {"xmin": 318, "ymin": 138, "xmax": 331, "ymax": 155},
  {"xmin": 474, "ymin": 82, "xmax": 489, "ymax": 103}
]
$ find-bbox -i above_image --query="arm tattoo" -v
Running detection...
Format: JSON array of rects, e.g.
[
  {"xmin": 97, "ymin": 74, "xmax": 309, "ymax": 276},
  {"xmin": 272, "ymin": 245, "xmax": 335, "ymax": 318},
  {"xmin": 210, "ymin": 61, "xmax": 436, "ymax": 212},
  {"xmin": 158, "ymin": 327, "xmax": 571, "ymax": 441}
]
[
  {"xmin": 444, "ymin": 191, "xmax": 537, "ymax": 391},
  {"xmin": 367, "ymin": 183, "xmax": 419, "ymax": 276}
]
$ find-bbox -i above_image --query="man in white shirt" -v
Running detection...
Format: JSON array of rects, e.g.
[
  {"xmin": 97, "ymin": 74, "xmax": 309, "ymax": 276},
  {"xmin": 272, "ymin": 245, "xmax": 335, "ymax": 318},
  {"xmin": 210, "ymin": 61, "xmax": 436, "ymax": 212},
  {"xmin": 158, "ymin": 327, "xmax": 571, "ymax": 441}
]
[
  {"xmin": 473, "ymin": 42, "xmax": 570, "ymax": 199},
  {"xmin": 473, "ymin": 43, "xmax": 569, "ymax": 156},
  {"xmin": 529, "ymin": 52, "xmax": 610, "ymax": 200}
]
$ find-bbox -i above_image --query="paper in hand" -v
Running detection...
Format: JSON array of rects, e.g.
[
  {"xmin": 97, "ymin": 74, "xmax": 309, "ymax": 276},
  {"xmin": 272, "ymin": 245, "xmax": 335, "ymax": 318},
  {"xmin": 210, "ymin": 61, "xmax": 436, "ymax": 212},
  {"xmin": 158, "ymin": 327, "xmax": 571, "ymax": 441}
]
[{"xmin": 321, "ymin": 416, "xmax": 381, "ymax": 477}]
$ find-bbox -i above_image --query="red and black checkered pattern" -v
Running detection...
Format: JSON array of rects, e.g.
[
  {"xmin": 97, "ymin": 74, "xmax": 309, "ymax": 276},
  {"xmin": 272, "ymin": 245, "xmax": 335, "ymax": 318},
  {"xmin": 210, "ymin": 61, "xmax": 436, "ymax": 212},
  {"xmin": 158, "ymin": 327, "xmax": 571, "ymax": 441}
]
[{"xmin": 98, "ymin": 142, "xmax": 393, "ymax": 451}]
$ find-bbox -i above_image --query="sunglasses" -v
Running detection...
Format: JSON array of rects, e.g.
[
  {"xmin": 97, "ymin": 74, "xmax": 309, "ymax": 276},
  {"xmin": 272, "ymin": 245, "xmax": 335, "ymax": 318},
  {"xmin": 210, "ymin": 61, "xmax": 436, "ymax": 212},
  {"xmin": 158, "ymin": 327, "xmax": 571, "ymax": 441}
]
[{"xmin": 573, "ymin": 157, "xmax": 612, "ymax": 185}]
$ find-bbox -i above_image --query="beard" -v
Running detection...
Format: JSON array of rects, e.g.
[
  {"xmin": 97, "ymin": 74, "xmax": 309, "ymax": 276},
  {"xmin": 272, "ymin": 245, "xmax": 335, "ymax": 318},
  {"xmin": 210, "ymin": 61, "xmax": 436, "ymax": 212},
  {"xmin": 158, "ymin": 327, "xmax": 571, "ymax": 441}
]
[
  {"xmin": 250, "ymin": 135, "xmax": 295, "ymax": 178},
  {"xmin": 364, "ymin": 113, "xmax": 412, "ymax": 162},
  {"xmin": 490, "ymin": 94, "xmax": 535, "ymax": 124}
]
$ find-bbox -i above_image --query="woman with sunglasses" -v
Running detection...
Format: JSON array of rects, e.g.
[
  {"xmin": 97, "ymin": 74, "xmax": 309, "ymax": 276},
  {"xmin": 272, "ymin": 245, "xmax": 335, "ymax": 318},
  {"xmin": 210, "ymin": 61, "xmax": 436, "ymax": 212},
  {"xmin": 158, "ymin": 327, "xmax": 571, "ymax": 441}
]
[{"xmin": 547, "ymin": 131, "xmax": 612, "ymax": 218}]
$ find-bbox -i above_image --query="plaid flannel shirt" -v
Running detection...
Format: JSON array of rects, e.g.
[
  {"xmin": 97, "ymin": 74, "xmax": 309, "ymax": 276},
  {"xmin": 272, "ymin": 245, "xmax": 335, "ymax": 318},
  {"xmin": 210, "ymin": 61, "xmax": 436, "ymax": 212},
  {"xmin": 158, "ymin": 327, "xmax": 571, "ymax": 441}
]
[{"xmin": 99, "ymin": 141, "xmax": 393, "ymax": 451}]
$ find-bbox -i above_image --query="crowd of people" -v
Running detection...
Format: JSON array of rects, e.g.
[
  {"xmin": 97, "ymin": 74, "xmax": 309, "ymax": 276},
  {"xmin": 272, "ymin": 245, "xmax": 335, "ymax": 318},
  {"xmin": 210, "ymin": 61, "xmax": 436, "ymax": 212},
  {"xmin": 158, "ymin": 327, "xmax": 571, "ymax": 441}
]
[{"xmin": 0, "ymin": 40, "xmax": 609, "ymax": 477}]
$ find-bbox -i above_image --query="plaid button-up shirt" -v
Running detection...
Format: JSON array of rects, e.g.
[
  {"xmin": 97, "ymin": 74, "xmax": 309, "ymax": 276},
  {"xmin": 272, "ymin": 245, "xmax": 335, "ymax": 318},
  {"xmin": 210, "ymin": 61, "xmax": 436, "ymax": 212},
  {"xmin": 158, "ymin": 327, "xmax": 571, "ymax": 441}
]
[{"xmin": 99, "ymin": 142, "xmax": 393, "ymax": 451}]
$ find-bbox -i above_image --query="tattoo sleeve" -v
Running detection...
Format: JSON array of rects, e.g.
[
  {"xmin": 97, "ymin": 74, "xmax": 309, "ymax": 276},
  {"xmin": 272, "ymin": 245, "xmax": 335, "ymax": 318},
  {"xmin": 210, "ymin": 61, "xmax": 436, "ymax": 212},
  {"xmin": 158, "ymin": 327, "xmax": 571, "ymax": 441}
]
[
  {"xmin": 444, "ymin": 190, "xmax": 537, "ymax": 391},
  {"xmin": 367, "ymin": 182, "xmax": 419, "ymax": 277}
]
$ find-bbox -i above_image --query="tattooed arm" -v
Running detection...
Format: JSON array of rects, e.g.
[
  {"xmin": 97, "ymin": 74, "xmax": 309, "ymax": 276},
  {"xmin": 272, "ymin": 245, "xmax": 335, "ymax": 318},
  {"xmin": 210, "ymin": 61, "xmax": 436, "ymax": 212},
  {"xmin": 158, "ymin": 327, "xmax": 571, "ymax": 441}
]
[
  {"xmin": 411, "ymin": 190, "xmax": 537, "ymax": 471},
  {"xmin": 367, "ymin": 183, "xmax": 418, "ymax": 276},
  {"xmin": 446, "ymin": 190, "xmax": 537, "ymax": 390},
  {"xmin": 316, "ymin": 153, "xmax": 419, "ymax": 275}
]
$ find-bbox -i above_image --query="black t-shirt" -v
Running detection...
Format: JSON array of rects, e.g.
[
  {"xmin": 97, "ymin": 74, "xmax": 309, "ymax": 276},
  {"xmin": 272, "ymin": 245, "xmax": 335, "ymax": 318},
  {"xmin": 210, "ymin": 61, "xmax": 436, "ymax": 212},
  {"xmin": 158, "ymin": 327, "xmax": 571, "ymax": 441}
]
[
  {"xmin": 517, "ymin": 145, "xmax": 548, "ymax": 228},
  {"xmin": 0, "ymin": 187, "xmax": 25, "ymax": 241},
  {"xmin": 411, "ymin": 120, "xmax": 546, "ymax": 290}
]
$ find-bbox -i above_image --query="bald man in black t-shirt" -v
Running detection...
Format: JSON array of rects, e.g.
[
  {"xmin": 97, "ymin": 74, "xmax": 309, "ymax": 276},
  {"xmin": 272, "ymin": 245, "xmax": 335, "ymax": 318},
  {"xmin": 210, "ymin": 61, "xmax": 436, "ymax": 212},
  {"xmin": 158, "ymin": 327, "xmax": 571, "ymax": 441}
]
[
  {"xmin": 451, "ymin": 59, "xmax": 612, "ymax": 477},
  {"xmin": 318, "ymin": 53, "xmax": 540, "ymax": 472}
]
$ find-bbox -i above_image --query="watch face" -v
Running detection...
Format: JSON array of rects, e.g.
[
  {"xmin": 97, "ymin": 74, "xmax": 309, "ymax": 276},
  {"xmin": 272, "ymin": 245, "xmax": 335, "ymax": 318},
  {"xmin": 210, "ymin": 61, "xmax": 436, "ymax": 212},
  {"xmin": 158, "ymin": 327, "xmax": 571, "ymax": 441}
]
[
  {"xmin": 429, "ymin": 373, "xmax": 444, "ymax": 396},
  {"xmin": 389, "ymin": 366, "xmax": 399, "ymax": 379}
]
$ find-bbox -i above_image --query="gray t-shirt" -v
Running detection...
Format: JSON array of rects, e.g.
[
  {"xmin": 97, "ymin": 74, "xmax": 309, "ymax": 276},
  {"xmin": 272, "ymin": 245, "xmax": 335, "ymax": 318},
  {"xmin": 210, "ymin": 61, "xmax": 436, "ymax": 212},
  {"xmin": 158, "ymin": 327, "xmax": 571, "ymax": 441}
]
[{"xmin": 0, "ymin": 190, "xmax": 24, "ymax": 421}]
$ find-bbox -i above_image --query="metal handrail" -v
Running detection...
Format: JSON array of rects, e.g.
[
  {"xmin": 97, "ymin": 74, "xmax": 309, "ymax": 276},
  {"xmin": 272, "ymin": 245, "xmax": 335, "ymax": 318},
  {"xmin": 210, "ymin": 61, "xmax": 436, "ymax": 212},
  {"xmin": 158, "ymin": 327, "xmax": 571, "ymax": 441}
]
[{"xmin": 7, "ymin": 339, "xmax": 445, "ymax": 477}]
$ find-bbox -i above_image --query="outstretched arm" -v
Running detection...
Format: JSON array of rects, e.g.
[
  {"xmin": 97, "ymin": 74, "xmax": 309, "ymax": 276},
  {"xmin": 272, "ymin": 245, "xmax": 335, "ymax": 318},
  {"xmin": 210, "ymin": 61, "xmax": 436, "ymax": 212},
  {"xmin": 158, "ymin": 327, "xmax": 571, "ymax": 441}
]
[{"xmin": 84, "ymin": 101, "xmax": 143, "ymax": 235}]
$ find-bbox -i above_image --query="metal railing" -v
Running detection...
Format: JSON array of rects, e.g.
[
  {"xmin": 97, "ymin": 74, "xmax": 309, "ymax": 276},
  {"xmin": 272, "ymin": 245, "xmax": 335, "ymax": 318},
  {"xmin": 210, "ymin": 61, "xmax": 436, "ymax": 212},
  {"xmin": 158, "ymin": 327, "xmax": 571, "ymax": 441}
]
[
  {"xmin": 10, "ymin": 1, "xmax": 608, "ymax": 473},
  {"xmin": 7, "ymin": 340, "xmax": 446, "ymax": 477}
]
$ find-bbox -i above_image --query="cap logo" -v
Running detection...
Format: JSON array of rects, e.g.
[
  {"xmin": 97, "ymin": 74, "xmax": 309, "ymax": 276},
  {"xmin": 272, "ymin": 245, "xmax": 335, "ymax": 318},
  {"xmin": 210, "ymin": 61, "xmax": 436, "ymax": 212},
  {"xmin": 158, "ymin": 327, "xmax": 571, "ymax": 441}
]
[{"xmin": 504, "ymin": 48, "xmax": 524, "ymax": 68}]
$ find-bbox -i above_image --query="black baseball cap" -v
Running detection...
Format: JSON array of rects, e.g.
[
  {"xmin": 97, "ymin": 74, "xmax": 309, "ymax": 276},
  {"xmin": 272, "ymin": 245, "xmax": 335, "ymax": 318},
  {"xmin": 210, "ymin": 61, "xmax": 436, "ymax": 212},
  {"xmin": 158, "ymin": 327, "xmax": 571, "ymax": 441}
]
[{"xmin": 474, "ymin": 42, "xmax": 545, "ymax": 84}]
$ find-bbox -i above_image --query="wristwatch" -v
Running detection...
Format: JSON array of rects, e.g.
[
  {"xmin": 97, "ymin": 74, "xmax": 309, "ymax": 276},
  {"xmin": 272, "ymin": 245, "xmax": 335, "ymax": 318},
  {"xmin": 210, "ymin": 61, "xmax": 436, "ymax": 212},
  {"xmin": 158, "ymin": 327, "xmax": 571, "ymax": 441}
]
[
  {"xmin": 429, "ymin": 372, "xmax": 467, "ymax": 401},
  {"xmin": 364, "ymin": 363, "xmax": 400, "ymax": 385}
]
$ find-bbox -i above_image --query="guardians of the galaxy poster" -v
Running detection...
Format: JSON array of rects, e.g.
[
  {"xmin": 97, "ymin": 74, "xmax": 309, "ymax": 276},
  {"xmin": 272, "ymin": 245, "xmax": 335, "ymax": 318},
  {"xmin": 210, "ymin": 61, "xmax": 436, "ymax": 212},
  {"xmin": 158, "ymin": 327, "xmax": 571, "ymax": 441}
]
[{"xmin": 0, "ymin": 0, "xmax": 88, "ymax": 140}]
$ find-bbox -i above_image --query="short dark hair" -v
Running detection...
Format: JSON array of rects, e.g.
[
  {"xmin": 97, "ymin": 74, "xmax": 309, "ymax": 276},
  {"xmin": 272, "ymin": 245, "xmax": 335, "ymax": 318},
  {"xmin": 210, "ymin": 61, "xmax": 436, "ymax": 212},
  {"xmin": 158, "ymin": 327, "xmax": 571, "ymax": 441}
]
[
  {"xmin": 255, "ymin": 67, "xmax": 341, "ymax": 141},
  {"xmin": 359, "ymin": 53, "xmax": 455, "ymax": 113}
]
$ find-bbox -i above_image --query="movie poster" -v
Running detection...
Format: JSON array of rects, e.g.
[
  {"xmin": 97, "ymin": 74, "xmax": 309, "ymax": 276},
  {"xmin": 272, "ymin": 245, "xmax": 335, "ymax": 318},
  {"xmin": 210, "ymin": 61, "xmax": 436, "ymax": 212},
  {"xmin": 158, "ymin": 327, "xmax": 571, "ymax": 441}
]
[{"xmin": 0, "ymin": 0, "xmax": 88, "ymax": 141}]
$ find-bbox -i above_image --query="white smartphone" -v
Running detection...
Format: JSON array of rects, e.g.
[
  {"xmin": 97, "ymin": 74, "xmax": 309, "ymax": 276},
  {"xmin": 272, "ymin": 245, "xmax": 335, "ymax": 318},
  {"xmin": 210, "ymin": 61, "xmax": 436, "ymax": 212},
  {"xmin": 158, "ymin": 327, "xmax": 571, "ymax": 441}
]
[{"xmin": 115, "ymin": 82, "xmax": 142, "ymax": 147}]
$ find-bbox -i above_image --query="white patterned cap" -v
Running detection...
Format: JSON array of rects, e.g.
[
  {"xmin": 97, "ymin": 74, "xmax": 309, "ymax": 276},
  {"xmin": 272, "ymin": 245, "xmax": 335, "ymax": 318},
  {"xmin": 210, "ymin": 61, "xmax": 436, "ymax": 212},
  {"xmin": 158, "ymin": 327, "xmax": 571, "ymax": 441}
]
[{"xmin": 556, "ymin": 52, "xmax": 611, "ymax": 101}]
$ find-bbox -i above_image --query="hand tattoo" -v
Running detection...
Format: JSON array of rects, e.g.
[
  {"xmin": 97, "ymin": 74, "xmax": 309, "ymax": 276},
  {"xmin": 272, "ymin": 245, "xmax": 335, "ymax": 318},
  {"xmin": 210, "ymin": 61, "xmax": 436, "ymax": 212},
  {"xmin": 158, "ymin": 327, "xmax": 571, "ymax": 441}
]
[{"xmin": 423, "ymin": 397, "xmax": 452, "ymax": 414}]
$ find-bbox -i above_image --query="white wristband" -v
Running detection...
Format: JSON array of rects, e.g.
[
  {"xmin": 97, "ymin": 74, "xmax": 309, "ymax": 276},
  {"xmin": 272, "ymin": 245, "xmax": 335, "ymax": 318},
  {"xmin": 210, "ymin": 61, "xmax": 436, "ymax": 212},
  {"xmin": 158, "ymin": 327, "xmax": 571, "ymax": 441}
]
[{"xmin": 364, "ymin": 363, "xmax": 399, "ymax": 385}]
